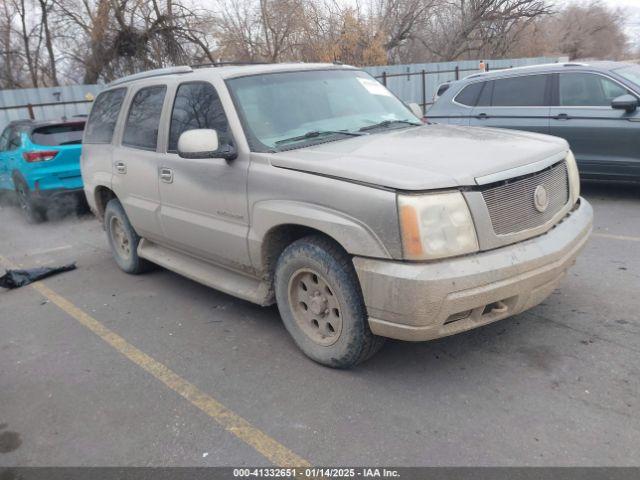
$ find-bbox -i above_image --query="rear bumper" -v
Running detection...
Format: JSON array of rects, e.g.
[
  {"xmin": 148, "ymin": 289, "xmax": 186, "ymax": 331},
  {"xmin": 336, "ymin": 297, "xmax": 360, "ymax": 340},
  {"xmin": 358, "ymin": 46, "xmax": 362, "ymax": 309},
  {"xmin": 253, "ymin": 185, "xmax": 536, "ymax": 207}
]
[
  {"xmin": 353, "ymin": 198, "xmax": 593, "ymax": 341},
  {"xmin": 31, "ymin": 187, "xmax": 84, "ymax": 206},
  {"xmin": 25, "ymin": 165, "xmax": 83, "ymax": 193}
]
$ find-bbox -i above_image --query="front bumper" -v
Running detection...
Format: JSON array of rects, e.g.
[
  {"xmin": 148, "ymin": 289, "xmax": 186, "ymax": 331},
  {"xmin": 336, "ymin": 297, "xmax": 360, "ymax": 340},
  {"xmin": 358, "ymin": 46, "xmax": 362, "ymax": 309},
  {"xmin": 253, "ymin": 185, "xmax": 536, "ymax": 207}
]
[{"xmin": 353, "ymin": 198, "xmax": 593, "ymax": 341}]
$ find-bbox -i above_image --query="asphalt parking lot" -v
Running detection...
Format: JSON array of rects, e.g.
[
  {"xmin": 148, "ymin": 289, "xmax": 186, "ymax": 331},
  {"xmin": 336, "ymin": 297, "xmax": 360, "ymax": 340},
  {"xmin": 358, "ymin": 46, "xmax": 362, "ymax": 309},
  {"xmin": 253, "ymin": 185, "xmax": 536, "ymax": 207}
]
[{"xmin": 0, "ymin": 182, "xmax": 639, "ymax": 467}]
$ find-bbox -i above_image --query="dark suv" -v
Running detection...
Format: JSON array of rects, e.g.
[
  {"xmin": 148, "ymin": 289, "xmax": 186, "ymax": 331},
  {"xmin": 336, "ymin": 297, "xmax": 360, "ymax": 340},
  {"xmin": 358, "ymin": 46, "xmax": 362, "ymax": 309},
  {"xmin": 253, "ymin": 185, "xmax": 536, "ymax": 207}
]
[{"xmin": 427, "ymin": 62, "xmax": 640, "ymax": 182}]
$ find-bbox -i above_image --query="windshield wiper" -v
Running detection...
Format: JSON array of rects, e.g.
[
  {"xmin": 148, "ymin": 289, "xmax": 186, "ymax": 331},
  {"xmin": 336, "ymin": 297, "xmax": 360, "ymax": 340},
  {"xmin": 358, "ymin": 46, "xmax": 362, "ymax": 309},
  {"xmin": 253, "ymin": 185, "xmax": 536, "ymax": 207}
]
[
  {"xmin": 358, "ymin": 119, "xmax": 421, "ymax": 132},
  {"xmin": 275, "ymin": 130, "xmax": 364, "ymax": 146}
]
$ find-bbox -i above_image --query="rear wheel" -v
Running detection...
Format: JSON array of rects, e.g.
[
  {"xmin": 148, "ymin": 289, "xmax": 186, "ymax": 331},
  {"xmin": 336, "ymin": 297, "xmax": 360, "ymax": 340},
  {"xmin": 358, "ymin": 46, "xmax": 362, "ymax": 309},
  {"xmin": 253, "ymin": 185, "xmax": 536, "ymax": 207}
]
[
  {"xmin": 14, "ymin": 179, "xmax": 45, "ymax": 223},
  {"xmin": 275, "ymin": 235, "xmax": 385, "ymax": 368},
  {"xmin": 104, "ymin": 198, "xmax": 153, "ymax": 274}
]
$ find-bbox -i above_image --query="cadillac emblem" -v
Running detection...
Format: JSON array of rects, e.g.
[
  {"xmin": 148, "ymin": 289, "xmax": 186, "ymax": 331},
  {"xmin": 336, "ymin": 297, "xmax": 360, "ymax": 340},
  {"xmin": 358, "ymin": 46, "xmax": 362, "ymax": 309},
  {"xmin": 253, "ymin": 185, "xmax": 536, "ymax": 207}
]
[{"xmin": 534, "ymin": 185, "xmax": 549, "ymax": 213}]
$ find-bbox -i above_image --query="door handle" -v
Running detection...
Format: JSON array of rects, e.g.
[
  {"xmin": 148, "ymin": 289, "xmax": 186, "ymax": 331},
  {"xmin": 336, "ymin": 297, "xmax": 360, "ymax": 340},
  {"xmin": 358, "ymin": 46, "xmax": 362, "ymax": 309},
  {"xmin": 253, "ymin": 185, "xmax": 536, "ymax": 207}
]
[
  {"xmin": 553, "ymin": 113, "xmax": 569, "ymax": 120},
  {"xmin": 476, "ymin": 113, "xmax": 488, "ymax": 120},
  {"xmin": 115, "ymin": 162, "xmax": 127, "ymax": 174},
  {"xmin": 159, "ymin": 167, "xmax": 174, "ymax": 184}
]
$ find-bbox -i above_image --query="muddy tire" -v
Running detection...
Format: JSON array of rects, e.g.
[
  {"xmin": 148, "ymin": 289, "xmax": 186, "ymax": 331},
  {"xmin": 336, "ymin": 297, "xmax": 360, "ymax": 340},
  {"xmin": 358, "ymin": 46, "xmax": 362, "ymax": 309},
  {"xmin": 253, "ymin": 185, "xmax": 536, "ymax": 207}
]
[
  {"xmin": 104, "ymin": 198, "xmax": 153, "ymax": 274},
  {"xmin": 275, "ymin": 235, "xmax": 385, "ymax": 368},
  {"xmin": 14, "ymin": 179, "xmax": 45, "ymax": 224}
]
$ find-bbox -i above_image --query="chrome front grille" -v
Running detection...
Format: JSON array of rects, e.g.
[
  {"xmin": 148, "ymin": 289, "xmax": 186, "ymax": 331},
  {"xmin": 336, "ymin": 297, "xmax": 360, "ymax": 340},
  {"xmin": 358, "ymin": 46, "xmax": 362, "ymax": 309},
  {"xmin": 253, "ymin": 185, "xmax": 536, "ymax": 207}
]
[{"xmin": 481, "ymin": 161, "xmax": 569, "ymax": 236}]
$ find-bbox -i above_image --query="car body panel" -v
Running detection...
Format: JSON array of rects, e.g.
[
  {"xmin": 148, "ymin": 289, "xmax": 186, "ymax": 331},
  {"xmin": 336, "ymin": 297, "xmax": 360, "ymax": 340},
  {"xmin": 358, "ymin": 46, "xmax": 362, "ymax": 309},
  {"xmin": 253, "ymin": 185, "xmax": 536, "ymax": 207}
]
[
  {"xmin": 247, "ymin": 153, "xmax": 400, "ymax": 269},
  {"xmin": 269, "ymin": 123, "xmax": 567, "ymax": 190},
  {"xmin": 153, "ymin": 76, "xmax": 253, "ymax": 272},
  {"xmin": 549, "ymin": 105, "xmax": 640, "ymax": 180}
]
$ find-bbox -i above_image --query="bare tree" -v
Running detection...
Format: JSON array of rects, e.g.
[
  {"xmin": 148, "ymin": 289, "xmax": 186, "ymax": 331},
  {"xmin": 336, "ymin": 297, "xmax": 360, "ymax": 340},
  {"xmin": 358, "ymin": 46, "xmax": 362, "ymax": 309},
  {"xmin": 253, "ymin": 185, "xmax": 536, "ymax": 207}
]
[
  {"xmin": 214, "ymin": 0, "xmax": 306, "ymax": 62},
  {"xmin": 0, "ymin": 0, "xmax": 632, "ymax": 88},
  {"xmin": 413, "ymin": 0, "xmax": 551, "ymax": 61},
  {"xmin": 368, "ymin": 0, "xmax": 437, "ymax": 61},
  {"xmin": 38, "ymin": 0, "xmax": 58, "ymax": 85},
  {"xmin": 550, "ymin": 0, "xmax": 629, "ymax": 60},
  {"xmin": 0, "ymin": 0, "xmax": 22, "ymax": 87}
]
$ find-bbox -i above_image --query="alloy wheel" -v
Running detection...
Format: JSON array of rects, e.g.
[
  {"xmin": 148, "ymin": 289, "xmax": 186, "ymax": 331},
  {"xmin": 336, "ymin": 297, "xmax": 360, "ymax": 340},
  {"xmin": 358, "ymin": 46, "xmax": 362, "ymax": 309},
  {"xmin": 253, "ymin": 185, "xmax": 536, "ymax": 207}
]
[{"xmin": 288, "ymin": 268, "xmax": 343, "ymax": 346}]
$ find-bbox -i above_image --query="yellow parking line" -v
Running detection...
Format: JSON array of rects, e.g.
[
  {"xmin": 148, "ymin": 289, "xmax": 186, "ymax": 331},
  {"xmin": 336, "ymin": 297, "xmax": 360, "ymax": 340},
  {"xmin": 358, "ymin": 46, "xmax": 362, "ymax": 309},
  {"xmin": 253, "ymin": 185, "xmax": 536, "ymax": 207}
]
[
  {"xmin": 0, "ymin": 255, "xmax": 310, "ymax": 468},
  {"xmin": 592, "ymin": 232, "xmax": 640, "ymax": 242}
]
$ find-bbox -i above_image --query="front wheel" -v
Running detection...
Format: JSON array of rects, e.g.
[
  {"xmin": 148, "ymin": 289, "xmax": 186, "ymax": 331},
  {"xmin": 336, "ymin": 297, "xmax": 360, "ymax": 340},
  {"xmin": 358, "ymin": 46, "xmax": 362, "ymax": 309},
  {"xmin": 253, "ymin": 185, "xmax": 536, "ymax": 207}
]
[
  {"xmin": 104, "ymin": 198, "xmax": 153, "ymax": 274},
  {"xmin": 275, "ymin": 236, "xmax": 385, "ymax": 368}
]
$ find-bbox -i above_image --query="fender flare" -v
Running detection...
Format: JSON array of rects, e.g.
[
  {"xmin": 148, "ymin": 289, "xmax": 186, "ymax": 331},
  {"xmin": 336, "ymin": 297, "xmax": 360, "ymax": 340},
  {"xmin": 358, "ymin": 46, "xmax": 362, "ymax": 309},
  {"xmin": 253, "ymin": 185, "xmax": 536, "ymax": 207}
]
[{"xmin": 248, "ymin": 199, "xmax": 391, "ymax": 270}]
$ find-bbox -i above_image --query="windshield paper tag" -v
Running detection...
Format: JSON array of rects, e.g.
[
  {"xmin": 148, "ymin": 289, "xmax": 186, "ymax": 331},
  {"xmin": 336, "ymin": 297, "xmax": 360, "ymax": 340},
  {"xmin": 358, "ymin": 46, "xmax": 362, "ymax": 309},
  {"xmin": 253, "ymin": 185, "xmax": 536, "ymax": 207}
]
[{"xmin": 358, "ymin": 77, "xmax": 393, "ymax": 97}]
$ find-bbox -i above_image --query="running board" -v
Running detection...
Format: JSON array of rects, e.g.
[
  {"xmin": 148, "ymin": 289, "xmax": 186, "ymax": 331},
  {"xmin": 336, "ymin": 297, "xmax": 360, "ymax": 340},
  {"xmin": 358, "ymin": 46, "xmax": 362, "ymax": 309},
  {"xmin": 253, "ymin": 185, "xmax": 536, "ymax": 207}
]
[{"xmin": 137, "ymin": 239, "xmax": 272, "ymax": 306}]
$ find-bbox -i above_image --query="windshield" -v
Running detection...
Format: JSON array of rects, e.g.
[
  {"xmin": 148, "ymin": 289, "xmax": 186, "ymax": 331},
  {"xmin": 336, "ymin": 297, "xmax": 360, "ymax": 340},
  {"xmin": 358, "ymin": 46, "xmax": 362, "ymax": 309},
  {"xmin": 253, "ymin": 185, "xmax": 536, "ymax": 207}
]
[
  {"xmin": 226, "ymin": 69, "xmax": 420, "ymax": 151},
  {"xmin": 614, "ymin": 65, "xmax": 640, "ymax": 89}
]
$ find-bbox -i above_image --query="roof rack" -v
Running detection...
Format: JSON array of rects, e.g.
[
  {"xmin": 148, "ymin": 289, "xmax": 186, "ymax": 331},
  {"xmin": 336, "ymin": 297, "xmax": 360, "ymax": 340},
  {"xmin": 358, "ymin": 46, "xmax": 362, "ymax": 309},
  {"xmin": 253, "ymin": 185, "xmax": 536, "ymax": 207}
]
[
  {"xmin": 191, "ymin": 61, "xmax": 270, "ymax": 69},
  {"xmin": 108, "ymin": 66, "xmax": 193, "ymax": 87},
  {"xmin": 466, "ymin": 61, "xmax": 590, "ymax": 80}
]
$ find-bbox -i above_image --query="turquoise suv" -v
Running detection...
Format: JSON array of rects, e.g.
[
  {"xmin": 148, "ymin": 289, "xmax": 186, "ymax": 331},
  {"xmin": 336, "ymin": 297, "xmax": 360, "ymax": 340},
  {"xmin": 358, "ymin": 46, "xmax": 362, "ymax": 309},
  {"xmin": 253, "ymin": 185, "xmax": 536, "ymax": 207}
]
[{"xmin": 0, "ymin": 119, "xmax": 86, "ymax": 222}]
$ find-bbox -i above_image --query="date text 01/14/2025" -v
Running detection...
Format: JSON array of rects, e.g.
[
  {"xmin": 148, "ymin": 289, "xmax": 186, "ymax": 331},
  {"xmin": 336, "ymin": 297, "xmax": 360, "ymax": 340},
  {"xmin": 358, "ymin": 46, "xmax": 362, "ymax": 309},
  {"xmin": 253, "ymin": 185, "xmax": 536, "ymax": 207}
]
[{"xmin": 232, "ymin": 468, "xmax": 400, "ymax": 478}]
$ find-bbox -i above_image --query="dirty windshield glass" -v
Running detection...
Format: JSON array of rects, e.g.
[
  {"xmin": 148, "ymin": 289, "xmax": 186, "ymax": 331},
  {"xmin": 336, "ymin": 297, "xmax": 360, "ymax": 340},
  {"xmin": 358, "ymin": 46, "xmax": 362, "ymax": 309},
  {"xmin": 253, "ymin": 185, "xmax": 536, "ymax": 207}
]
[
  {"xmin": 614, "ymin": 65, "xmax": 640, "ymax": 89},
  {"xmin": 226, "ymin": 69, "xmax": 419, "ymax": 151}
]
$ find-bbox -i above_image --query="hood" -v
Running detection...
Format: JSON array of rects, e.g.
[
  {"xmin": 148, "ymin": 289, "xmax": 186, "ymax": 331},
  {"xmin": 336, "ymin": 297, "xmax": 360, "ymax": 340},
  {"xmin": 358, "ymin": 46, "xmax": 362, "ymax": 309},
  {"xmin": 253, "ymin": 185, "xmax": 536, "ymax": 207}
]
[{"xmin": 269, "ymin": 124, "xmax": 568, "ymax": 190}]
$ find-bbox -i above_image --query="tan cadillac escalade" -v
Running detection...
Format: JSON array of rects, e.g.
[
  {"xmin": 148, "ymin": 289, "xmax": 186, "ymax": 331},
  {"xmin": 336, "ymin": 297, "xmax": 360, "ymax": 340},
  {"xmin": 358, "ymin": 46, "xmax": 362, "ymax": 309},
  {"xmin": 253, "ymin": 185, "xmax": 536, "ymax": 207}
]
[{"xmin": 81, "ymin": 63, "xmax": 593, "ymax": 368}]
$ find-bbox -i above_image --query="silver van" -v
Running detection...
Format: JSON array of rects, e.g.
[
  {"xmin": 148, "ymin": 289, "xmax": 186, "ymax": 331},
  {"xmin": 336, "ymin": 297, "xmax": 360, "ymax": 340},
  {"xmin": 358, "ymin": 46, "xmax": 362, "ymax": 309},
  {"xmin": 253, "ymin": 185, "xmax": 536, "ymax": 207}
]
[
  {"xmin": 81, "ymin": 63, "xmax": 593, "ymax": 367},
  {"xmin": 427, "ymin": 61, "xmax": 640, "ymax": 182}
]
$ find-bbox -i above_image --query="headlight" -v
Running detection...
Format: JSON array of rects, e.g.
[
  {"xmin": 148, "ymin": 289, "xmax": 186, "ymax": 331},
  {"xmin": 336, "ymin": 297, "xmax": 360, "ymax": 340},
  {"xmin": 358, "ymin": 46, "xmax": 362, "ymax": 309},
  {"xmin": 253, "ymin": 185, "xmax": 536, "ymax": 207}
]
[
  {"xmin": 566, "ymin": 150, "xmax": 580, "ymax": 204},
  {"xmin": 398, "ymin": 191, "xmax": 479, "ymax": 260}
]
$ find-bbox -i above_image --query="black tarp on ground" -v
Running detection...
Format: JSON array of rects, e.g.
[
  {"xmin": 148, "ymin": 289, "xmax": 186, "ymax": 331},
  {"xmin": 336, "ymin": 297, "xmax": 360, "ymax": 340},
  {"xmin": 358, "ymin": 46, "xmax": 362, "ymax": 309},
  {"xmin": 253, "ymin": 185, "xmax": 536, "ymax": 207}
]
[{"xmin": 0, "ymin": 263, "xmax": 76, "ymax": 289}]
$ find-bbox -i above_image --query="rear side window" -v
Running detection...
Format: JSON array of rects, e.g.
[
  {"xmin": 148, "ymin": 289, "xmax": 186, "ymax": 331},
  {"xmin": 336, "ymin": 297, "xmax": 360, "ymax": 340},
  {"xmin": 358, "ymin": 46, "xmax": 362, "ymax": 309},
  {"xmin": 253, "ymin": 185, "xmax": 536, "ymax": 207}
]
[
  {"xmin": 31, "ymin": 123, "xmax": 85, "ymax": 146},
  {"xmin": 436, "ymin": 83, "xmax": 450, "ymax": 97},
  {"xmin": 0, "ymin": 127, "xmax": 10, "ymax": 151},
  {"xmin": 7, "ymin": 129, "xmax": 21, "ymax": 150},
  {"xmin": 491, "ymin": 75, "xmax": 549, "ymax": 107},
  {"xmin": 85, "ymin": 88, "xmax": 126, "ymax": 144},
  {"xmin": 559, "ymin": 73, "xmax": 629, "ymax": 107},
  {"xmin": 455, "ymin": 82, "xmax": 484, "ymax": 106},
  {"xmin": 168, "ymin": 82, "xmax": 230, "ymax": 152},
  {"xmin": 123, "ymin": 85, "xmax": 167, "ymax": 150}
]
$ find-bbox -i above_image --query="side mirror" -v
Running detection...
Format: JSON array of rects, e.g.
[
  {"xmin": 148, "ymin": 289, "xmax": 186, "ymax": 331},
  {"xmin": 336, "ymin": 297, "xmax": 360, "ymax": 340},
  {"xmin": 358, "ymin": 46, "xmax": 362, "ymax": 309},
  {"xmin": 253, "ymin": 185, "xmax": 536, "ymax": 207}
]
[
  {"xmin": 611, "ymin": 94, "xmax": 638, "ymax": 113},
  {"xmin": 177, "ymin": 129, "xmax": 236, "ymax": 160},
  {"xmin": 408, "ymin": 102, "xmax": 423, "ymax": 119}
]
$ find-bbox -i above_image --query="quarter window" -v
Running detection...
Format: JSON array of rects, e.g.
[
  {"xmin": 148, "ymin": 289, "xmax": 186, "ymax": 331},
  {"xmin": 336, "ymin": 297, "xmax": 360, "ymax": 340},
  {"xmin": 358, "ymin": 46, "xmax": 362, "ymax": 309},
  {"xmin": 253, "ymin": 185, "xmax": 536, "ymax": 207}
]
[
  {"xmin": 7, "ymin": 129, "xmax": 21, "ymax": 150},
  {"xmin": 491, "ymin": 75, "xmax": 549, "ymax": 107},
  {"xmin": 0, "ymin": 127, "xmax": 10, "ymax": 151},
  {"xmin": 559, "ymin": 73, "xmax": 628, "ymax": 107},
  {"xmin": 85, "ymin": 88, "xmax": 126, "ymax": 144},
  {"xmin": 168, "ymin": 82, "xmax": 230, "ymax": 152},
  {"xmin": 123, "ymin": 85, "xmax": 167, "ymax": 150},
  {"xmin": 436, "ymin": 83, "xmax": 450, "ymax": 97}
]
